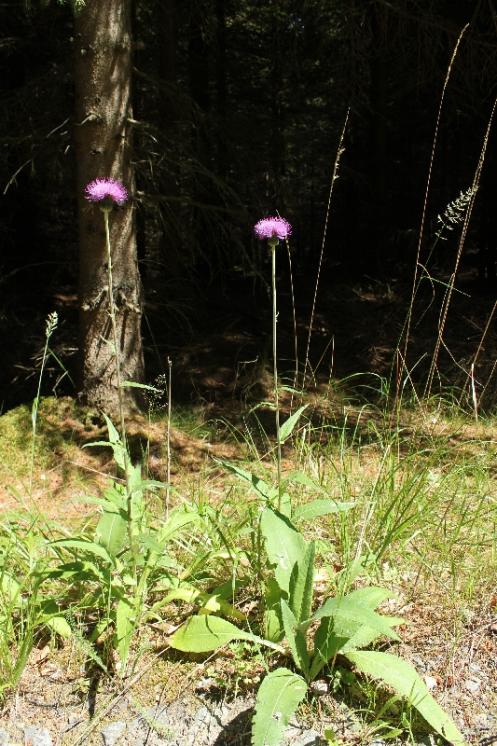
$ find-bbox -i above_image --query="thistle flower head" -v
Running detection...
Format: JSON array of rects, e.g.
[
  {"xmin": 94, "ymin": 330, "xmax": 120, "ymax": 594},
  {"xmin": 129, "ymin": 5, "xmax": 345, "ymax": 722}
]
[
  {"xmin": 84, "ymin": 178, "xmax": 128, "ymax": 207},
  {"xmin": 254, "ymin": 216, "xmax": 292, "ymax": 242}
]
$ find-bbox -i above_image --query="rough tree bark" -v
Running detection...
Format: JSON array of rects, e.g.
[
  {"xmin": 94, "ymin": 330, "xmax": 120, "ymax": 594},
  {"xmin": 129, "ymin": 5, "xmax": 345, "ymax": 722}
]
[{"xmin": 74, "ymin": 0, "xmax": 144, "ymax": 413}]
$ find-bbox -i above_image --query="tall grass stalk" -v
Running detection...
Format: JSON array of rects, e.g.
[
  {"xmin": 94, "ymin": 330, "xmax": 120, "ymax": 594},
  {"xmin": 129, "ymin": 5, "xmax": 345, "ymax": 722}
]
[
  {"xmin": 29, "ymin": 311, "xmax": 58, "ymax": 495},
  {"xmin": 424, "ymin": 96, "xmax": 497, "ymax": 398},
  {"xmin": 302, "ymin": 108, "xmax": 349, "ymax": 393},
  {"xmin": 460, "ymin": 298, "xmax": 497, "ymax": 406},
  {"xmin": 400, "ymin": 24, "xmax": 468, "ymax": 401},
  {"xmin": 285, "ymin": 237, "xmax": 299, "ymax": 405}
]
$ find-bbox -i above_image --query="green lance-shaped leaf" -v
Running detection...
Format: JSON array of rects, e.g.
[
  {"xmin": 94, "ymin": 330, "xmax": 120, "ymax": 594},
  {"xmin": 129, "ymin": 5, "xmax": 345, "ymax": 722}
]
[
  {"xmin": 289, "ymin": 540, "xmax": 315, "ymax": 624},
  {"xmin": 278, "ymin": 405, "xmax": 308, "ymax": 445},
  {"xmin": 260, "ymin": 508, "xmax": 307, "ymax": 594},
  {"xmin": 51, "ymin": 539, "xmax": 113, "ymax": 566},
  {"xmin": 345, "ymin": 586, "xmax": 394, "ymax": 609},
  {"xmin": 285, "ymin": 470, "xmax": 324, "ymax": 490},
  {"xmin": 312, "ymin": 595, "xmax": 401, "ymax": 643},
  {"xmin": 1, "ymin": 573, "xmax": 22, "ymax": 608},
  {"xmin": 44, "ymin": 559, "xmax": 102, "ymax": 583},
  {"xmin": 252, "ymin": 668, "xmax": 308, "ymax": 746},
  {"xmin": 103, "ymin": 413, "xmax": 126, "ymax": 470},
  {"xmin": 45, "ymin": 615, "xmax": 72, "ymax": 639},
  {"xmin": 155, "ymin": 507, "xmax": 201, "ymax": 544},
  {"xmin": 115, "ymin": 597, "xmax": 135, "ymax": 669},
  {"xmin": 169, "ymin": 615, "xmax": 283, "ymax": 654},
  {"xmin": 293, "ymin": 499, "xmax": 355, "ymax": 522},
  {"xmin": 309, "ymin": 616, "xmax": 349, "ymax": 681},
  {"xmin": 337, "ymin": 587, "xmax": 403, "ymax": 653},
  {"xmin": 280, "ymin": 599, "xmax": 310, "ymax": 678},
  {"xmin": 345, "ymin": 651, "xmax": 465, "ymax": 744},
  {"xmin": 83, "ymin": 413, "xmax": 132, "ymax": 473},
  {"xmin": 215, "ymin": 459, "xmax": 277, "ymax": 502},
  {"xmin": 309, "ymin": 587, "xmax": 401, "ymax": 680},
  {"xmin": 263, "ymin": 578, "xmax": 284, "ymax": 642},
  {"xmin": 39, "ymin": 600, "xmax": 72, "ymax": 639},
  {"xmin": 308, "ymin": 592, "xmax": 403, "ymax": 680},
  {"xmin": 95, "ymin": 505, "xmax": 128, "ymax": 559},
  {"xmin": 309, "ymin": 591, "xmax": 403, "ymax": 680}
]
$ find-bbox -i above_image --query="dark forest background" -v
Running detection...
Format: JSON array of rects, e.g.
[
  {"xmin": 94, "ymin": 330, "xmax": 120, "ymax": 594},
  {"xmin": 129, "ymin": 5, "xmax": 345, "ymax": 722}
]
[{"xmin": 2, "ymin": 0, "xmax": 497, "ymax": 413}]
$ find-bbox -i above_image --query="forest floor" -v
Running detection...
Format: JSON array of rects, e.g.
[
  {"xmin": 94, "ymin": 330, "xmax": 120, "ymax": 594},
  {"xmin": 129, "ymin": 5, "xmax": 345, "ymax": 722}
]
[
  {"xmin": 0, "ymin": 390, "xmax": 496, "ymax": 745},
  {"xmin": 1, "ymin": 272, "xmax": 497, "ymax": 745}
]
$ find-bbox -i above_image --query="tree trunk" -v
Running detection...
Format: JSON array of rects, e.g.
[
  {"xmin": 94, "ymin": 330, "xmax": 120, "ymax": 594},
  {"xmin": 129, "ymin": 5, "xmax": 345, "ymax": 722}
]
[{"xmin": 74, "ymin": 0, "xmax": 144, "ymax": 413}]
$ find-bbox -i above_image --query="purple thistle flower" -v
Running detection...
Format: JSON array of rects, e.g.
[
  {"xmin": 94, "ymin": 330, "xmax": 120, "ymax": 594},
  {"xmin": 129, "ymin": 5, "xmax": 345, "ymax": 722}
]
[
  {"xmin": 84, "ymin": 178, "xmax": 128, "ymax": 206},
  {"xmin": 254, "ymin": 216, "xmax": 292, "ymax": 241}
]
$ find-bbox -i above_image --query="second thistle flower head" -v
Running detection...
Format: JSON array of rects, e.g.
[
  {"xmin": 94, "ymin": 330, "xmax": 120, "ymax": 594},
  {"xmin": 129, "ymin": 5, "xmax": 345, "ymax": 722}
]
[
  {"xmin": 254, "ymin": 216, "xmax": 292, "ymax": 242},
  {"xmin": 84, "ymin": 178, "xmax": 128, "ymax": 208}
]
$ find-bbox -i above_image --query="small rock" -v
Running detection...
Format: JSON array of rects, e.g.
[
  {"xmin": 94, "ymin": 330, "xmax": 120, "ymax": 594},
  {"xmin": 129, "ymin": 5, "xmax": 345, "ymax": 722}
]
[
  {"xmin": 23, "ymin": 726, "xmax": 52, "ymax": 746},
  {"xmin": 309, "ymin": 679, "xmax": 328, "ymax": 696},
  {"xmin": 100, "ymin": 721, "xmax": 126, "ymax": 746},
  {"xmin": 195, "ymin": 677, "xmax": 216, "ymax": 691},
  {"xmin": 0, "ymin": 730, "xmax": 9, "ymax": 746},
  {"xmin": 423, "ymin": 675, "xmax": 438, "ymax": 690}
]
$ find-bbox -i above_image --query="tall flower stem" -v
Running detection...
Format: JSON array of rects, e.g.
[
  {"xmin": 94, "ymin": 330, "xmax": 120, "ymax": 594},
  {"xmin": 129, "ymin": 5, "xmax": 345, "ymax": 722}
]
[
  {"xmin": 270, "ymin": 239, "xmax": 282, "ymax": 508},
  {"xmin": 254, "ymin": 217, "xmax": 291, "ymax": 510},
  {"xmin": 165, "ymin": 356, "xmax": 172, "ymax": 519},
  {"xmin": 103, "ymin": 208, "xmax": 136, "ymax": 570}
]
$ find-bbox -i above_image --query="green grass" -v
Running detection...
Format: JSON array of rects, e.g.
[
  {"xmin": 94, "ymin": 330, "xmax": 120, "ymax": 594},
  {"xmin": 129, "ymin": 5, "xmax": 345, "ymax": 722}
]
[
  {"xmin": 0, "ymin": 397, "xmax": 97, "ymax": 483},
  {"xmin": 0, "ymin": 391, "xmax": 495, "ymax": 742}
]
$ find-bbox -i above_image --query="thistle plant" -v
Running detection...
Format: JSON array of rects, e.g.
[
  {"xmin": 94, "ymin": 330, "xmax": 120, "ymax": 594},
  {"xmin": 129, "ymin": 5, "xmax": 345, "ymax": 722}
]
[
  {"xmin": 84, "ymin": 178, "xmax": 136, "ymax": 564},
  {"xmin": 254, "ymin": 216, "xmax": 292, "ymax": 506},
  {"xmin": 170, "ymin": 486, "xmax": 464, "ymax": 746},
  {"xmin": 167, "ymin": 216, "xmax": 465, "ymax": 746},
  {"xmin": 76, "ymin": 178, "xmax": 201, "ymax": 675},
  {"xmin": 84, "ymin": 179, "xmax": 128, "ymax": 431}
]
